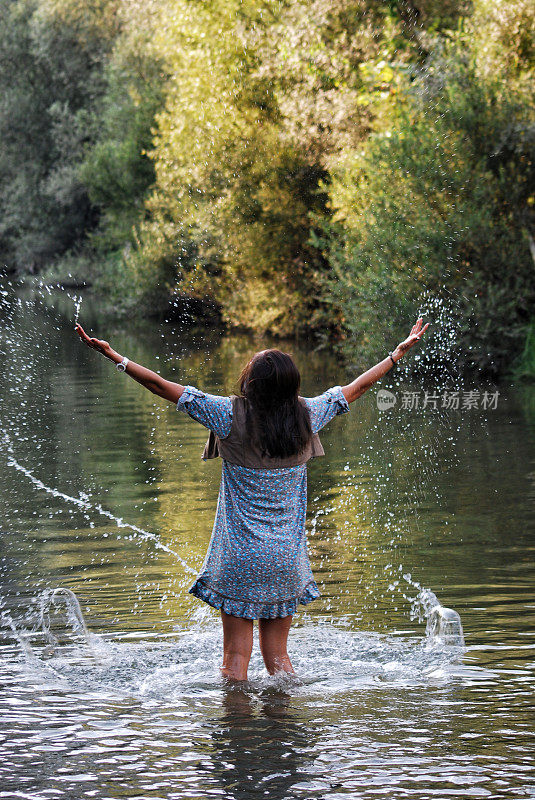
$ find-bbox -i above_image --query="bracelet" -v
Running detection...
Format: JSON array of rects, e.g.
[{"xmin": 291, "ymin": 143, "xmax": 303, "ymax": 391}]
[{"xmin": 388, "ymin": 352, "xmax": 396, "ymax": 366}]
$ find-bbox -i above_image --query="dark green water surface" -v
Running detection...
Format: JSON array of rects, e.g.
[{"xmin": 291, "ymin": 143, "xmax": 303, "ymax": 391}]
[{"xmin": 0, "ymin": 287, "xmax": 534, "ymax": 799}]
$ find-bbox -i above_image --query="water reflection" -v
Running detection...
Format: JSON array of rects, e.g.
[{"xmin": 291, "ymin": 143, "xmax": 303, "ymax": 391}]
[{"xmin": 209, "ymin": 685, "xmax": 310, "ymax": 800}]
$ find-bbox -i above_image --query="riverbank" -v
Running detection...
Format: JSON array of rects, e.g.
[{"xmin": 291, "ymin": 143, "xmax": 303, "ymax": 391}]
[{"xmin": 7, "ymin": 273, "xmax": 528, "ymax": 388}]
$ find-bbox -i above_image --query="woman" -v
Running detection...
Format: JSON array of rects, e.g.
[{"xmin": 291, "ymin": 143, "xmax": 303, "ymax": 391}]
[{"xmin": 76, "ymin": 318, "xmax": 428, "ymax": 681}]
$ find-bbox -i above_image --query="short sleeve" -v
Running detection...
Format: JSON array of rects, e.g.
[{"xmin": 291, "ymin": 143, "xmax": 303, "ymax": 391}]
[
  {"xmin": 176, "ymin": 385, "xmax": 233, "ymax": 438},
  {"xmin": 302, "ymin": 385, "xmax": 349, "ymax": 434}
]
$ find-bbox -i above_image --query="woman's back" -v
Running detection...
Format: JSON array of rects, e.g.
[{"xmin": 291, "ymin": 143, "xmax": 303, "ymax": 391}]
[
  {"xmin": 176, "ymin": 383, "xmax": 349, "ymax": 619},
  {"xmin": 202, "ymin": 394, "xmax": 324, "ymax": 467}
]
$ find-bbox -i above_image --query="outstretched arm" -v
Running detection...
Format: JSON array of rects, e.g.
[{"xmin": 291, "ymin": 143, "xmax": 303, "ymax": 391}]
[
  {"xmin": 75, "ymin": 324, "xmax": 184, "ymax": 404},
  {"xmin": 341, "ymin": 318, "xmax": 429, "ymax": 403}
]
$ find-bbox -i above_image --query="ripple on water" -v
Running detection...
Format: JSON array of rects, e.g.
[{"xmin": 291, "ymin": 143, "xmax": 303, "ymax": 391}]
[{"xmin": 0, "ymin": 617, "xmax": 523, "ymax": 800}]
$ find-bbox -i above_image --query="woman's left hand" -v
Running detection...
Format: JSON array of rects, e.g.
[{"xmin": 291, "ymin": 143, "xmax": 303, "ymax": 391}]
[
  {"xmin": 393, "ymin": 318, "xmax": 429, "ymax": 360},
  {"xmin": 75, "ymin": 324, "xmax": 115, "ymax": 360}
]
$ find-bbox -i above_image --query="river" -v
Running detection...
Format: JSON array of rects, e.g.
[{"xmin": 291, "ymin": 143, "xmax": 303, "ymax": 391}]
[{"xmin": 0, "ymin": 284, "xmax": 534, "ymax": 799}]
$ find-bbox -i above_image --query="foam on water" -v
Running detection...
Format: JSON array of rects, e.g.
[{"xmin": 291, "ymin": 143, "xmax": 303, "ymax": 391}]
[{"xmin": 2, "ymin": 586, "xmax": 470, "ymax": 704}]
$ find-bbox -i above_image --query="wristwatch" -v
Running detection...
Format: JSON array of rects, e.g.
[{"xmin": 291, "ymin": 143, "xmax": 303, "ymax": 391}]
[
  {"xmin": 116, "ymin": 357, "xmax": 129, "ymax": 372},
  {"xmin": 388, "ymin": 351, "xmax": 396, "ymax": 366}
]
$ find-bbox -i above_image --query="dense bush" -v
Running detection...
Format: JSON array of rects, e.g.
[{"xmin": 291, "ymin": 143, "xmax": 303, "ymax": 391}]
[{"xmin": 125, "ymin": 0, "xmax": 383, "ymax": 333}]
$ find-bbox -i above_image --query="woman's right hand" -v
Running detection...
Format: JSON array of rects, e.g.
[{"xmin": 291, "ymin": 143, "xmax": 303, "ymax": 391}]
[{"xmin": 75, "ymin": 324, "xmax": 114, "ymax": 360}]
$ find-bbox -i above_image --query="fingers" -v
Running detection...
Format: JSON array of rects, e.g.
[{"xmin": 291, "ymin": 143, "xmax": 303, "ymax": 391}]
[
  {"xmin": 397, "ymin": 319, "xmax": 429, "ymax": 355},
  {"xmin": 76, "ymin": 325, "xmax": 101, "ymax": 349},
  {"xmin": 410, "ymin": 317, "xmax": 422, "ymax": 335},
  {"xmin": 410, "ymin": 318, "xmax": 428, "ymax": 338},
  {"xmin": 76, "ymin": 325, "xmax": 99, "ymax": 351},
  {"xmin": 416, "ymin": 322, "xmax": 429, "ymax": 338},
  {"xmin": 75, "ymin": 324, "xmax": 109, "ymax": 355},
  {"xmin": 76, "ymin": 326, "xmax": 91, "ymax": 345},
  {"xmin": 76, "ymin": 324, "xmax": 91, "ymax": 341}
]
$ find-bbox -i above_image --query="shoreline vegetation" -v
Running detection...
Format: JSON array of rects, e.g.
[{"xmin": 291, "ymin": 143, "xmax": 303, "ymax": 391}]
[{"xmin": 0, "ymin": 0, "xmax": 533, "ymax": 381}]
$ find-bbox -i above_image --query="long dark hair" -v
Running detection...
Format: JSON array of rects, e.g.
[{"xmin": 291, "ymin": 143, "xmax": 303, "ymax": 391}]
[{"xmin": 238, "ymin": 349, "xmax": 312, "ymax": 459}]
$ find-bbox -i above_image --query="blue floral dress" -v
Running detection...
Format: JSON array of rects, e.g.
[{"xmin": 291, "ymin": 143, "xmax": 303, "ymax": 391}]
[{"xmin": 177, "ymin": 385, "xmax": 349, "ymax": 619}]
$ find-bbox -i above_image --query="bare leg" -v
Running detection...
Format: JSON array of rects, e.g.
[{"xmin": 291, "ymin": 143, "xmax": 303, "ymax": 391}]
[
  {"xmin": 258, "ymin": 616, "xmax": 295, "ymax": 675},
  {"xmin": 220, "ymin": 611, "xmax": 254, "ymax": 681}
]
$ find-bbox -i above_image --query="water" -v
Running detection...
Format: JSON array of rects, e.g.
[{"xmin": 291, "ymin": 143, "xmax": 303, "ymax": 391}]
[
  {"xmin": 410, "ymin": 587, "xmax": 465, "ymax": 648},
  {"xmin": 1, "ymin": 284, "xmax": 534, "ymax": 799},
  {"xmin": 73, "ymin": 294, "xmax": 83, "ymax": 326}
]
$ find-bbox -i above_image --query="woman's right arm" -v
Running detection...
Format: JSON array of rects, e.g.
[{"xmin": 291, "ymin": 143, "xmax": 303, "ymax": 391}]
[
  {"xmin": 75, "ymin": 324, "xmax": 184, "ymax": 404},
  {"xmin": 341, "ymin": 317, "xmax": 429, "ymax": 403}
]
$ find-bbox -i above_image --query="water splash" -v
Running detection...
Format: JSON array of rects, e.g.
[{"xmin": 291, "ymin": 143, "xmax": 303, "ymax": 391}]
[
  {"xmin": 7, "ymin": 588, "xmax": 469, "ymax": 698},
  {"xmin": 1, "ymin": 606, "xmax": 35, "ymax": 661},
  {"xmin": 409, "ymin": 586, "xmax": 465, "ymax": 648},
  {"xmin": 318, "ymin": 288, "xmax": 473, "ymax": 619},
  {"xmin": 1, "ymin": 429, "xmax": 198, "ymax": 576},
  {"xmin": 38, "ymin": 588, "xmax": 93, "ymax": 647},
  {"xmin": 73, "ymin": 294, "xmax": 83, "ymax": 326}
]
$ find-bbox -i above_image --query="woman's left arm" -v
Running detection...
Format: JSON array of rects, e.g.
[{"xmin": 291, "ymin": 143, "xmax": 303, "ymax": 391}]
[
  {"xmin": 76, "ymin": 324, "xmax": 184, "ymax": 404},
  {"xmin": 342, "ymin": 317, "xmax": 429, "ymax": 403}
]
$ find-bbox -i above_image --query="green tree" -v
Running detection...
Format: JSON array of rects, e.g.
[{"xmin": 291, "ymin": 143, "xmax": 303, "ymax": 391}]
[
  {"xmin": 121, "ymin": 0, "xmax": 328, "ymax": 331},
  {"xmin": 0, "ymin": 0, "xmax": 117, "ymax": 271},
  {"xmin": 317, "ymin": 0, "xmax": 535, "ymax": 376},
  {"xmin": 80, "ymin": 1, "xmax": 167, "ymax": 264},
  {"xmin": 124, "ymin": 0, "xmax": 471, "ymax": 330}
]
